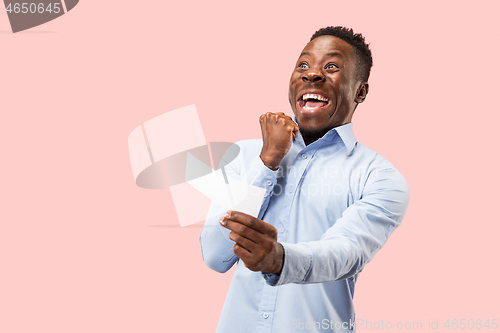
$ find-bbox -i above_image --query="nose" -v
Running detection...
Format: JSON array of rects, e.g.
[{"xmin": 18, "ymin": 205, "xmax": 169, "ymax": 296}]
[{"xmin": 302, "ymin": 70, "xmax": 325, "ymax": 83}]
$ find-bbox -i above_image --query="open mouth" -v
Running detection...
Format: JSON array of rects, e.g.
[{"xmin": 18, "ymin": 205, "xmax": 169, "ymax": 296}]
[{"xmin": 298, "ymin": 93, "xmax": 330, "ymax": 111}]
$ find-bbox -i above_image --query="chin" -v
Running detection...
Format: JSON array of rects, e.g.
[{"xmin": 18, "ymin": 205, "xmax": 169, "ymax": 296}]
[
  {"xmin": 296, "ymin": 120, "xmax": 329, "ymax": 138},
  {"xmin": 301, "ymin": 127, "xmax": 329, "ymax": 137}
]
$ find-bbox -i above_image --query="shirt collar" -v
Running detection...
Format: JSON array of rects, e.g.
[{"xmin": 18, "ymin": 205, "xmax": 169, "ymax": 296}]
[
  {"xmin": 292, "ymin": 116, "xmax": 357, "ymax": 156},
  {"xmin": 334, "ymin": 122, "xmax": 357, "ymax": 156}
]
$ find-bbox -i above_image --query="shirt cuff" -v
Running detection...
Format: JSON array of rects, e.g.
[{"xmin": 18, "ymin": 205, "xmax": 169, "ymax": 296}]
[
  {"xmin": 262, "ymin": 243, "xmax": 313, "ymax": 286},
  {"xmin": 262, "ymin": 272, "xmax": 280, "ymax": 286}
]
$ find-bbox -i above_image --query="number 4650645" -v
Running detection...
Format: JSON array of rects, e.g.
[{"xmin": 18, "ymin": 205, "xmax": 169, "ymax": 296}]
[
  {"xmin": 444, "ymin": 319, "xmax": 498, "ymax": 330},
  {"xmin": 6, "ymin": 3, "xmax": 61, "ymax": 14}
]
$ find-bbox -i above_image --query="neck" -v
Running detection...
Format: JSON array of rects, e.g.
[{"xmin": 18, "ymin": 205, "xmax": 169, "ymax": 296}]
[{"xmin": 301, "ymin": 132, "xmax": 325, "ymax": 146}]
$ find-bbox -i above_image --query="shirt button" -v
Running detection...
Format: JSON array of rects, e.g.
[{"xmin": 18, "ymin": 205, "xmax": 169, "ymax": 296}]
[
  {"xmin": 264, "ymin": 193, "xmax": 268, "ymax": 198},
  {"xmin": 301, "ymin": 154, "xmax": 307, "ymax": 159},
  {"xmin": 266, "ymin": 180, "xmax": 272, "ymax": 186},
  {"xmin": 263, "ymin": 313, "xmax": 269, "ymax": 319},
  {"xmin": 279, "ymin": 228, "xmax": 284, "ymax": 233}
]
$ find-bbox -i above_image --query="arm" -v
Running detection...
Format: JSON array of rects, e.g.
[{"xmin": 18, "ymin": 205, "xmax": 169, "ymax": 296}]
[
  {"xmin": 199, "ymin": 142, "xmax": 280, "ymax": 273},
  {"xmin": 200, "ymin": 112, "xmax": 298, "ymax": 273},
  {"xmin": 267, "ymin": 165, "xmax": 410, "ymax": 286},
  {"xmin": 220, "ymin": 166, "xmax": 409, "ymax": 283}
]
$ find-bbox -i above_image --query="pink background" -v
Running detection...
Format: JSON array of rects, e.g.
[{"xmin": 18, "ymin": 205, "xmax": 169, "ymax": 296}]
[{"xmin": 1, "ymin": 1, "xmax": 499, "ymax": 332}]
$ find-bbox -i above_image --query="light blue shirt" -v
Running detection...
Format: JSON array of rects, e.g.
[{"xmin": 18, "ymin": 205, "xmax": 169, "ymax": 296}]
[{"xmin": 199, "ymin": 121, "xmax": 410, "ymax": 333}]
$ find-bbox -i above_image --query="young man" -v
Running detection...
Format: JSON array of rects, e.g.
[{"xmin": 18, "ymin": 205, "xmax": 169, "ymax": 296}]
[{"xmin": 200, "ymin": 26, "xmax": 410, "ymax": 332}]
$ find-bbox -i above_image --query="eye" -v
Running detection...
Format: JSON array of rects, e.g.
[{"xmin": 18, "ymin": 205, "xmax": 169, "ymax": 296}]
[
  {"xmin": 325, "ymin": 63, "xmax": 338, "ymax": 70},
  {"xmin": 298, "ymin": 62, "xmax": 309, "ymax": 69}
]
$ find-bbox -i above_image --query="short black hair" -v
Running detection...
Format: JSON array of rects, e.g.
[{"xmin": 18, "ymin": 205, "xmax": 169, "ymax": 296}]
[{"xmin": 310, "ymin": 26, "xmax": 373, "ymax": 82}]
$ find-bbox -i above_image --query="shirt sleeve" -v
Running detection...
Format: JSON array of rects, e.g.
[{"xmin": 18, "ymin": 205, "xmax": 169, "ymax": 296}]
[
  {"xmin": 200, "ymin": 141, "xmax": 280, "ymax": 273},
  {"xmin": 263, "ymin": 165, "xmax": 410, "ymax": 286}
]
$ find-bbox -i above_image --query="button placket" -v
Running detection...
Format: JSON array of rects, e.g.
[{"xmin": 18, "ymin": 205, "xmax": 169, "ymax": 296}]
[{"xmin": 279, "ymin": 149, "xmax": 317, "ymax": 240}]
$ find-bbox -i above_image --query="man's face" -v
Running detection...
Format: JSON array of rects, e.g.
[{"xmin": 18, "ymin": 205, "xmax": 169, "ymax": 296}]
[{"xmin": 288, "ymin": 35, "xmax": 364, "ymax": 141}]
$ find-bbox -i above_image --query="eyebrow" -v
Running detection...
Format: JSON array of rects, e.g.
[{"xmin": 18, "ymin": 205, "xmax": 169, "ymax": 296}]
[
  {"xmin": 299, "ymin": 51, "xmax": 344, "ymax": 59},
  {"xmin": 325, "ymin": 51, "xmax": 344, "ymax": 59}
]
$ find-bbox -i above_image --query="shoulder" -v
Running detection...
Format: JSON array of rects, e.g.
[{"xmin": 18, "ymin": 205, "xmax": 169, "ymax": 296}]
[
  {"xmin": 353, "ymin": 142, "xmax": 410, "ymax": 196},
  {"xmin": 352, "ymin": 142, "xmax": 398, "ymax": 170}
]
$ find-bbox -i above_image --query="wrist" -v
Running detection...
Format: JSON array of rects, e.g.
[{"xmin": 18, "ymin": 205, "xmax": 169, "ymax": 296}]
[
  {"xmin": 270, "ymin": 243, "xmax": 285, "ymax": 275},
  {"xmin": 260, "ymin": 151, "xmax": 283, "ymax": 171}
]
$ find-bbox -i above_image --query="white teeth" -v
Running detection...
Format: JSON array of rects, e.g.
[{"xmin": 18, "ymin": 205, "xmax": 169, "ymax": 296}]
[{"xmin": 302, "ymin": 93, "xmax": 328, "ymax": 102}]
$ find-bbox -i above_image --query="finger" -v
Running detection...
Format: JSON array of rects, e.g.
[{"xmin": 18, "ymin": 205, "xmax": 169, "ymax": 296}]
[
  {"xmin": 233, "ymin": 244, "xmax": 258, "ymax": 270},
  {"xmin": 221, "ymin": 216, "xmax": 267, "ymax": 243},
  {"xmin": 279, "ymin": 115, "xmax": 296, "ymax": 128},
  {"xmin": 268, "ymin": 112, "xmax": 285, "ymax": 125},
  {"xmin": 228, "ymin": 231, "xmax": 258, "ymax": 253},
  {"xmin": 279, "ymin": 116, "xmax": 299, "ymax": 138},
  {"xmin": 276, "ymin": 114, "xmax": 292, "ymax": 125},
  {"xmin": 278, "ymin": 113, "xmax": 292, "ymax": 121},
  {"xmin": 225, "ymin": 211, "xmax": 272, "ymax": 234},
  {"xmin": 259, "ymin": 114, "xmax": 267, "ymax": 133},
  {"xmin": 277, "ymin": 116, "xmax": 288, "ymax": 126},
  {"xmin": 269, "ymin": 112, "xmax": 280, "ymax": 125}
]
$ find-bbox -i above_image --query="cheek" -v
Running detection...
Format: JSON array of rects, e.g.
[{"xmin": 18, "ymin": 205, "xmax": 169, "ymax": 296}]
[
  {"xmin": 288, "ymin": 83, "xmax": 294, "ymax": 103},
  {"xmin": 332, "ymin": 78, "xmax": 351, "ymax": 102},
  {"xmin": 342, "ymin": 85, "xmax": 356, "ymax": 102},
  {"xmin": 288, "ymin": 77, "xmax": 299, "ymax": 101}
]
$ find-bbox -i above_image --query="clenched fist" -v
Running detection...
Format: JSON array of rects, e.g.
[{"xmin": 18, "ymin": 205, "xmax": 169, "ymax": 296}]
[{"xmin": 259, "ymin": 112, "xmax": 299, "ymax": 170}]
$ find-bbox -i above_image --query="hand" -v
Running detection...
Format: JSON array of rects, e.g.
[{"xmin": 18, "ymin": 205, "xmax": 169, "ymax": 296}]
[
  {"xmin": 219, "ymin": 210, "xmax": 284, "ymax": 274},
  {"xmin": 259, "ymin": 112, "xmax": 299, "ymax": 170}
]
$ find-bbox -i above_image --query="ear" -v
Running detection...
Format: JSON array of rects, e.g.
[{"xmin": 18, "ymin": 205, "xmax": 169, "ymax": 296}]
[{"xmin": 354, "ymin": 82, "xmax": 369, "ymax": 103}]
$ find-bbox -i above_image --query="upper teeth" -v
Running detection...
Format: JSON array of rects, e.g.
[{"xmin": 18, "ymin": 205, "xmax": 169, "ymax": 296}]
[{"xmin": 302, "ymin": 93, "xmax": 328, "ymax": 102}]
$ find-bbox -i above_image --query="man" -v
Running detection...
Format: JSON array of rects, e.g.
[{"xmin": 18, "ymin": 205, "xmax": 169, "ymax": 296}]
[{"xmin": 200, "ymin": 26, "xmax": 410, "ymax": 332}]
